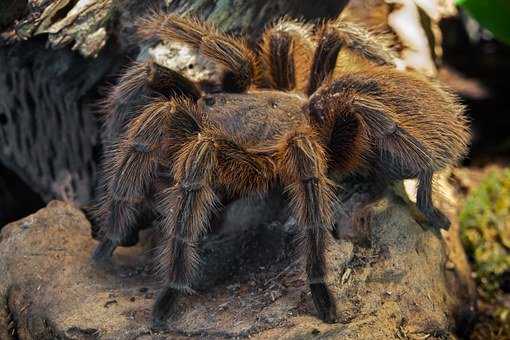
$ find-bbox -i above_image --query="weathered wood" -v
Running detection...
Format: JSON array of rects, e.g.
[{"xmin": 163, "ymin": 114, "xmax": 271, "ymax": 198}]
[{"xmin": 0, "ymin": 39, "xmax": 118, "ymax": 204}]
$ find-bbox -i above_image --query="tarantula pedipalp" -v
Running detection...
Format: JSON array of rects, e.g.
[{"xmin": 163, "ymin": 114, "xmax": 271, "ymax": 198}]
[{"xmin": 92, "ymin": 13, "xmax": 470, "ymax": 327}]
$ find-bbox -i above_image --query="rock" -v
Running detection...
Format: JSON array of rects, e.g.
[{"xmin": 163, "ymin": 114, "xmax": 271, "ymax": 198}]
[{"xmin": 0, "ymin": 183, "xmax": 475, "ymax": 339}]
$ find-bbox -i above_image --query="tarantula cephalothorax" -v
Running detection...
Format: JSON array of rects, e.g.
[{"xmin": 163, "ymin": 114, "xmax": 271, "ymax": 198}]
[{"xmin": 92, "ymin": 13, "xmax": 470, "ymax": 326}]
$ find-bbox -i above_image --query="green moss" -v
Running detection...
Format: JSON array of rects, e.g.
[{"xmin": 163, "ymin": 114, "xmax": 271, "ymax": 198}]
[{"xmin": 460, "ymin": 168, "xmax": 510, "ymax": 326}]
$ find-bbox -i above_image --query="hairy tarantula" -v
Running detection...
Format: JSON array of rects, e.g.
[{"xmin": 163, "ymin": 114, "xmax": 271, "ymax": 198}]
[{"xmin": 92, "ymin": 13, "xmax": 470, "ymax": 327}]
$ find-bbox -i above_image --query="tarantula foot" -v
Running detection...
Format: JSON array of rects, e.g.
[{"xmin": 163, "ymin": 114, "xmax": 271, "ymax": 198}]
[
  {"xmin": 351, "ymin": 207, "xmax": 374, "ymax": 248},
  {"xmin": 424, "ymin": 207, "xmax": 451, "ymax": 231},
  {"xmin": 331, "ymin": 223, "xmax": 341, "ymax": 240},
  {"xmin": 91, "ymin": 239, "xmax": 118, "ymax": 264},
  {"xmin": 118, "ymin": 230, "xmax": 140, "ymax": 247},
  {"xmin": 151, "ymin": 287, "xmax": 180, "ymax": 330},
  {"xmin": 310, "ymin": 282, "xmax": 338, "ymax": 323}
]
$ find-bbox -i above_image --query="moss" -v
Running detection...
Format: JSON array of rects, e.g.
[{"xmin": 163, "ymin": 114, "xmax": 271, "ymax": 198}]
[
  {"xmin": 471, "ymin": 315, "xmax": 510, "ymax": 340},
  {"xmin": 460, "ymin": 168, "xmax": 510, "ymax": 333}
]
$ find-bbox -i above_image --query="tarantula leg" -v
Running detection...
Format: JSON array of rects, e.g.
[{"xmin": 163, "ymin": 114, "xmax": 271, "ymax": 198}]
[
  {"xmin": 152, "ymin": 286, "xmax": 180, "ymax": 329},
  {"xmin": 93, "ymin": 61, "xmax": 202, "ymax": 247},
  {"xmin": 417, "ymin": 171, "xmax": 451, "ymax": 230},
  {"xmin": 311, "ymin": 76, "xmax": 450, "ymax": 231},
  {"xmin": 101, "ymin": 61, "xmax": 155, "ymax": 140},
  {"xmin": 277, "ymin": 127, "xmax": 337, "ymax": 323},
  {"xmin": 147, "ymin": 61, "xmax": 202, "ymax": 101},
  {"xmin": 92, "ymin": 101, "xmax": 176, "ymax": 263},
  {"xmin": 375, "ymin": 120, "xmax": 448, "ymax": 230},
  {"xmin": 92, "ymin": 239, "xmax": 118, "ymax": 262},
  {"xmin": 153, "ymin": 135, "xmax": 218, "ymax": 328},
  {"xmin": 137, "ymin": 13, "xmax": 257, "ymax": 92},
  {"xmin": 101, "ymin": 60, "xmax": 200, "ymax": 141},
  {"xmin": 332, "ymin": 20, "xmax": 396, "ymax": 66},
  {"xmin": 259, "ymin": 18, "xmax": 315, "ymax": 91},
  {"xmin": 306, "ymin": 22, "xmax": 396, "ymax": 95},
  {"xmin": 306, "ymin": 25, "xmax": 343, "ymax": 96},
  {"xmin": 261, "ymin": 28, "xmax": 296, "ymax": 91},
  {"xmin": 310, "ymin": 77, "xmax": 433, "ymax": 172},
  {"xmin": 309, "ymin": 76, "xmax": 387, "ymax": 123}
]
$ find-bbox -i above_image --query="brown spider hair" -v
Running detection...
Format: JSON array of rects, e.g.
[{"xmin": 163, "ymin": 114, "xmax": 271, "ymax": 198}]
[{"xmin": 91, "ymin": 12, "xmax": 470, "ymax": 328}]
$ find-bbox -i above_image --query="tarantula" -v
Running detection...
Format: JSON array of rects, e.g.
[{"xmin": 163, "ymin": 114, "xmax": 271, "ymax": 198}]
[{"xmin": 92, "ymin": 13, "xmax": 470, "ymax": 327}]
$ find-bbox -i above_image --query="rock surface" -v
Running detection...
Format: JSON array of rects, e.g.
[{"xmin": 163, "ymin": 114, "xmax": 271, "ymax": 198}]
[{"xmin": 0, "ymin": 184, "xmax": 475, "ymax": 339}]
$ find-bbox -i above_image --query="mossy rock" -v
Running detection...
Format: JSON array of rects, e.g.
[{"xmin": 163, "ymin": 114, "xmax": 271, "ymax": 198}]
[{"xmin": 460, "ymin": 167, "xmax": 510, "ymax": 325}]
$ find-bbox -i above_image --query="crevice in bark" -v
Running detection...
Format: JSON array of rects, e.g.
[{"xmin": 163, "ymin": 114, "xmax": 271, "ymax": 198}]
[{"xmin": 0, "ymin": 163, "xmax": 44, "ymax": 227}]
